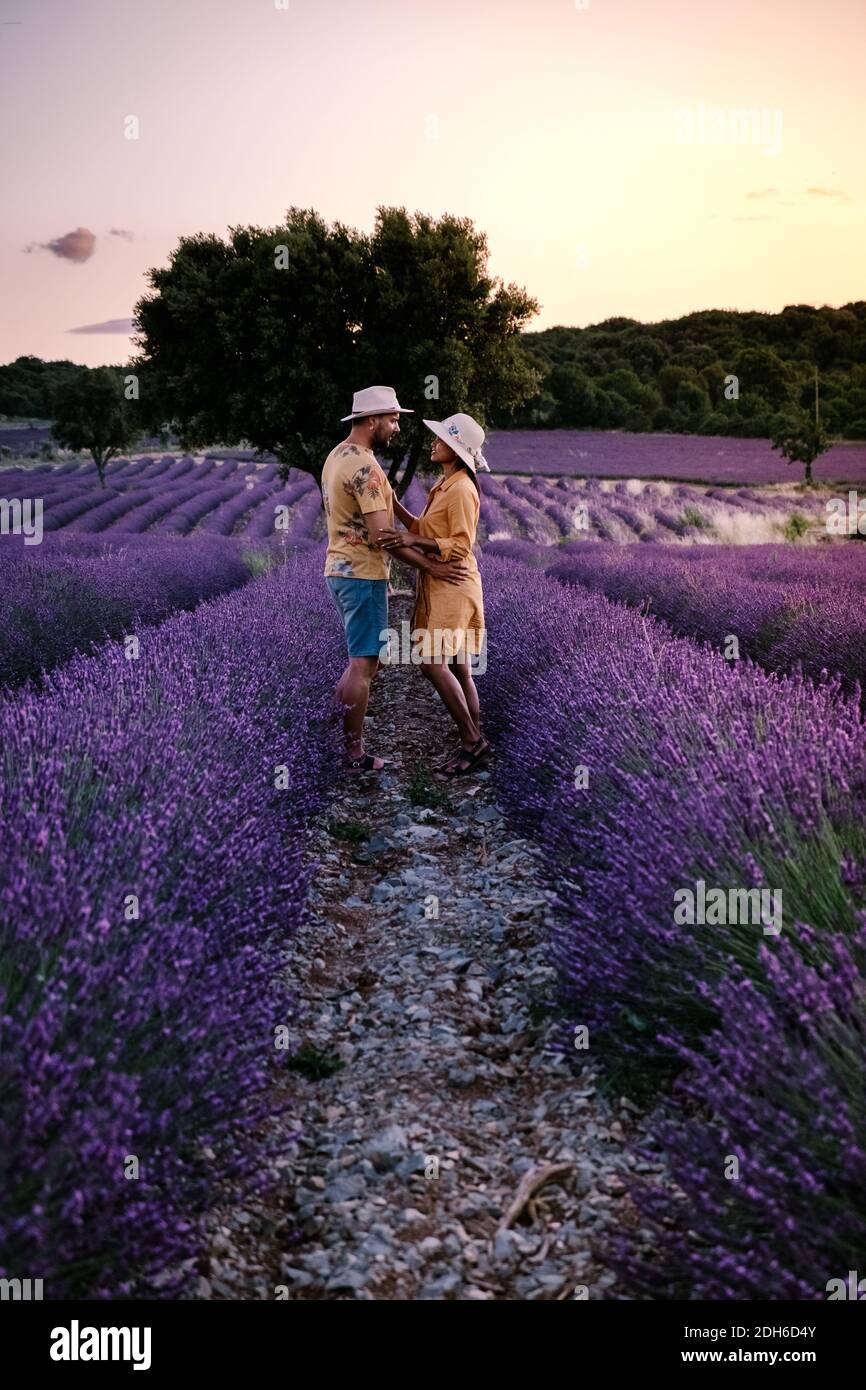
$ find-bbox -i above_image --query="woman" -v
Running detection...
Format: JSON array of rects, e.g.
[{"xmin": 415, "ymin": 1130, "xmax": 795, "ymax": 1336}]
[{"xmin": 377, "ymin": 412, "xmax": 490, "ymax": 776}]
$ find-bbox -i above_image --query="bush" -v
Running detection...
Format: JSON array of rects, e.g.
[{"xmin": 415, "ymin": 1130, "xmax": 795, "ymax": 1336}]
[
  {"xmin": 0, "ymin": 553, "xmax": 343, "ymax": 1296},
  {"xmin": 0, "ymin": 534, "xmax": 253, "ymax": 688}
]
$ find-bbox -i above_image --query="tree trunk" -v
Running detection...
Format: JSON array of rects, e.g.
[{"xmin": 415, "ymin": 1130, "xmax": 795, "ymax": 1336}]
[
  {"xmin": 394, "ymin": 437, "xmax": 425, "ymax": 500},
  {"xmin": 297, "ymin": 433, "xmax": 323, "ymax": 490},
  {"xmin": 276, "ymin": 434, "xmax": 321, "ymax": 488},
  {"xmin": 805, "ymin": 457, "xmax": 813, "ymax": 486},
  {"xmin": 386, "ymin": 450, "xmax": 403, "ymax": 486}
]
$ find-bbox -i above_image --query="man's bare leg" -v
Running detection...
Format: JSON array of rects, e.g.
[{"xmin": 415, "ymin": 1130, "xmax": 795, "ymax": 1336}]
[{"xmin": 335, "ymin": 656, "xmax": 385, "ymax": 769}]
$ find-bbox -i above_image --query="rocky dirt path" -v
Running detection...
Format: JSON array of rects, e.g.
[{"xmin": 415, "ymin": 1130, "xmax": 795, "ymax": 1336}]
[{"xmin": 201, "ymin": 594, "xmax": 665, "ymax": 1300}]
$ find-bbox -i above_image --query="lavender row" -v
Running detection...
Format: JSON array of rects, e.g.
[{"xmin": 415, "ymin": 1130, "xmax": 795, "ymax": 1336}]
[
  {"xmin": 476, "ymin": 475, "xmax": 826, "ymax": 546},
  {"xmin": 37, "ymin": 466, "xmax": 318, "ymax": 537},
  {"xmin": 543, "ymin": 541, "xmax": 866, "ymax": 695},
  {"xmin": 0, "ymin": 552, "xmax": 343, "ymax": 1296},
  {"xmin": 480, "ymin": 555, "xmax": 866, "ymax": 1299},
  {"xmin": 0, "ymin": 534, "xmax": 259, "ymax": 688}
]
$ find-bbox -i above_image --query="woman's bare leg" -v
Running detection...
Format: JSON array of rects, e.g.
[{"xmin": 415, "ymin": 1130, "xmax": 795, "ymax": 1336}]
[
  {"xmin": 419, "ymin": 661, "xmax": 480, "ymax": 748},
  {"xmin": 450, "ymin": 654, "xmax": 480, "ymax": 731}
]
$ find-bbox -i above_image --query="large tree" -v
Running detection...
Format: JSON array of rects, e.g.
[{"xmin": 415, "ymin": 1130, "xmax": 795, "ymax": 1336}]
[{"xmin": 130, "ymin": 207, "xmax": 541, "ymax": 494}]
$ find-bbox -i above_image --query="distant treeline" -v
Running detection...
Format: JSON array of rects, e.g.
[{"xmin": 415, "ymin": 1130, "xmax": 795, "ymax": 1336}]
[
  {"xmin": 3, "ymin": 300, "xmax": 866, "ymax": 440},
  {"xmin": 500, "ymin": 303, "xmax": 866, "ymax": 438}
]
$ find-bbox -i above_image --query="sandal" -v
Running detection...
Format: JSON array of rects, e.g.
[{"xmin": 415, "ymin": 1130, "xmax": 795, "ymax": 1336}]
[
  {"xmin": 443, "ymin": 737, "xmax": 491, "ymax": 777},
  {"xmin": 345, "ymin": 752, "xmax": 387, "ymax": 773}
]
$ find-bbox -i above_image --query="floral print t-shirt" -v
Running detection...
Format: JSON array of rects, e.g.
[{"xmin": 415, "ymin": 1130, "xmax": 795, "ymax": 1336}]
[{"xmin": 321, "ymin": 443, "xmax": 395, "ymax": 579}]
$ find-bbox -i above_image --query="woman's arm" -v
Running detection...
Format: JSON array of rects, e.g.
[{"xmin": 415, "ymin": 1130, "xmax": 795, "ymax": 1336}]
[
  {"xmin": 392, "ymin": 497, "xmax": 415, "ymax": 528},
  {"xmin": 376, "ymin": 528, "xmax": 439, "ymax": 553},
  {"xmin": 384, "ymin": 542, "xmax": 469, "ymax": 586}
]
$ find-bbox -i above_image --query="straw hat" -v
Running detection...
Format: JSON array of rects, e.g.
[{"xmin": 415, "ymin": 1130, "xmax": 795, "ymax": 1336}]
[
  {"xmin": 341, "ymin": 385, "xmax": 414, "ymax": 422},
  {"xmin": 423, "ymin": 413, "xmax": 491, "ymax": 473}
]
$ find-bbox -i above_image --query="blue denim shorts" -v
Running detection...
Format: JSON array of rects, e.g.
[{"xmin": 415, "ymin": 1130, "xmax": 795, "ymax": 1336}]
[{"xmin": 326, "ymin": 576, "xmax": 388, "ymax": 658}]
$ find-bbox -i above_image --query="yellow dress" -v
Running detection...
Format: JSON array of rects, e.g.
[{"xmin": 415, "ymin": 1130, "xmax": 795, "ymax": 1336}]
[{"xmin": 408, "ymin": 469, "xmax": 485, "ymax": 661}]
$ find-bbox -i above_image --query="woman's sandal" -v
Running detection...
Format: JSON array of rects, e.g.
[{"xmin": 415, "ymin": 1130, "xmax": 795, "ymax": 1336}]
[
  {"xmin": 443, "ymin": 736, "xmax": 491, "ymax": 777},
  {"xmin": 345, "ymin": 752, "xmax": 387, "ymax": 773}
]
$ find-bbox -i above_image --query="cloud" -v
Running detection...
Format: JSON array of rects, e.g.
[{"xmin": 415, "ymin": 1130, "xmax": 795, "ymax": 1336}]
[
  {"xmin": 68, "ymin": 318, "xmax": 136, "ymax": 336},
  {"xmin": 805, "ymin": 186, "xmax": 854, "ymax": 204},
  {"xmin": 24, "ymin": 227, "xmax": 96, "ymax": 261},
  {"xmin": 745, "ymin": 188, "xmax": 778, "ymax": 199},
  {"xmin": 731, "ymin": 215, "xmax": 778, "ymax": 221}
]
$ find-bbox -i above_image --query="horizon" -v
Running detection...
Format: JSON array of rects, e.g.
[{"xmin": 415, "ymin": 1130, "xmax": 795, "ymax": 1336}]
[
  {"xmin": 6, "ymin": 298, "xmax": 865, "ymax": 375},
  {"xmin": 1, "ymin": 0, "xmax": 863, "ymax": 367}
]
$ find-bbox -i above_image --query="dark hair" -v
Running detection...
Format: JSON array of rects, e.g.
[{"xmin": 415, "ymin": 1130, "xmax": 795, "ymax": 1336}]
[{"xmin": 454, "ymin": 458, "xmax": 480, "ymax": 494}]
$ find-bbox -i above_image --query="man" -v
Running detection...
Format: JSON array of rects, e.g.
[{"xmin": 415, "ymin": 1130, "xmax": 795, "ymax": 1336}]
[{"xmin": 322, "ymin": 385, "xmax": 468, "ymax": 772}]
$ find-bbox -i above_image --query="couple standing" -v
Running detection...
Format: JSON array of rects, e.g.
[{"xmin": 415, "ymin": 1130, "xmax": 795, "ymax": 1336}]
[{"xmin": 322, "ymin": 384, "xmax": 490, "ymax": 777}]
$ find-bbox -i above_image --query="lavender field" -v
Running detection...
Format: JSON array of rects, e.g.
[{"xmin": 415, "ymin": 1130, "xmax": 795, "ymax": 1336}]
[
  {"xmin": 0, "ymin": 448, "xmax": 836, "ymax": 548},
  {"xmin": 1, "ymin": 439, "xmax": 865, "ymax": 1305},
  {"xmin": 0, "ymin": 453, "xmax": 322, "ymax": 540},
  {"xmin": 485, "ymin": 430, "xmax": 866, "ymax": 484},
  {"xmin": 0, "ymin": 554, "xmax": 343, "ymax": 1296},
  {"xmin": 484, "ymin": 537, "xmax": 866, "ymax": 695},
  {"xmin": 8, "ymin": 427, "xmax": 866, "ymax": 485}
]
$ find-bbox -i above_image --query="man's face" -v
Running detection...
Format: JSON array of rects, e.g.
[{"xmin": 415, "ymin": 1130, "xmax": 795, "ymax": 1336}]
[{"xmin": 370, "ymin": 413, "xmax": 401, "ymax": 448}]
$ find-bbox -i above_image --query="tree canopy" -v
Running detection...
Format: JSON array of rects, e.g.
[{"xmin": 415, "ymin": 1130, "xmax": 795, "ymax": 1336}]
[{"xmin": 129, "ymin": 207, "xmax": 542, "ymax": 491}]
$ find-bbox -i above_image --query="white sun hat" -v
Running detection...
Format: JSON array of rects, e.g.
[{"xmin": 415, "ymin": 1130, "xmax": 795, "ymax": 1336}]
[
  {"xmin": 423, "ymin": 412, "xmax": 491, "ymax": 473},
  {"xmin": 341, "ymin": 385, "xmax": 414, "ymax": 422}
]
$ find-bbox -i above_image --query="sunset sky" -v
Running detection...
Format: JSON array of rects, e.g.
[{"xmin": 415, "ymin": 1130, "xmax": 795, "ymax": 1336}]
[{"xmin": 1, "ymin": 0, "xmax": 863, "ymax": 368}]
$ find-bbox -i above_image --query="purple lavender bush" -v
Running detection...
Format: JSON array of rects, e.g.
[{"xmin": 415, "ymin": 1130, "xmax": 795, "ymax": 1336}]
[
  {"xmin": 480, "ymin": 556, "xmax": 866, "ymax": 1093},
  {"xmin": 0, "ymin": 552, "xmax": 343, "ymax": 1297},
  {"xmin": 546, "ymin": 542, "xmax": 866, "ymax": 693},
  {"xmin": 480, "ymin": 554, "xmax": 866, "ymax": 1295},
  {"xmin": 0, "ymin": 535, "xmax": 257, "ymax": 687},
  {"xmin": 243, "ymin": 479, "xmax": 314, "ymax": 539},
  {"xmin": 613, "ymin": 922, "xmax": 866, "ymax": 1300}
]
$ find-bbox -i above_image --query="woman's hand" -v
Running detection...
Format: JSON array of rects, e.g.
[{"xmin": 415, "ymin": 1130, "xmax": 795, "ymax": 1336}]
[
  {"xmin": 376, "ymin": 529, "xmax": 439, "ymax": 553},
  {"xmin": 425, "ymin": 556, "xmax": 470, "ymax": 585},
  {"xmin": 375, "ymin": 527, "xmax": 413, "ymax": 550}
]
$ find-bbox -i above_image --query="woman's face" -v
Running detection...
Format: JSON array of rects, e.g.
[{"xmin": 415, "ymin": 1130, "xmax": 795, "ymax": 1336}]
[{"xmin": 430, "ymin": 435, "xmax": 457, "ymax": 467}]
